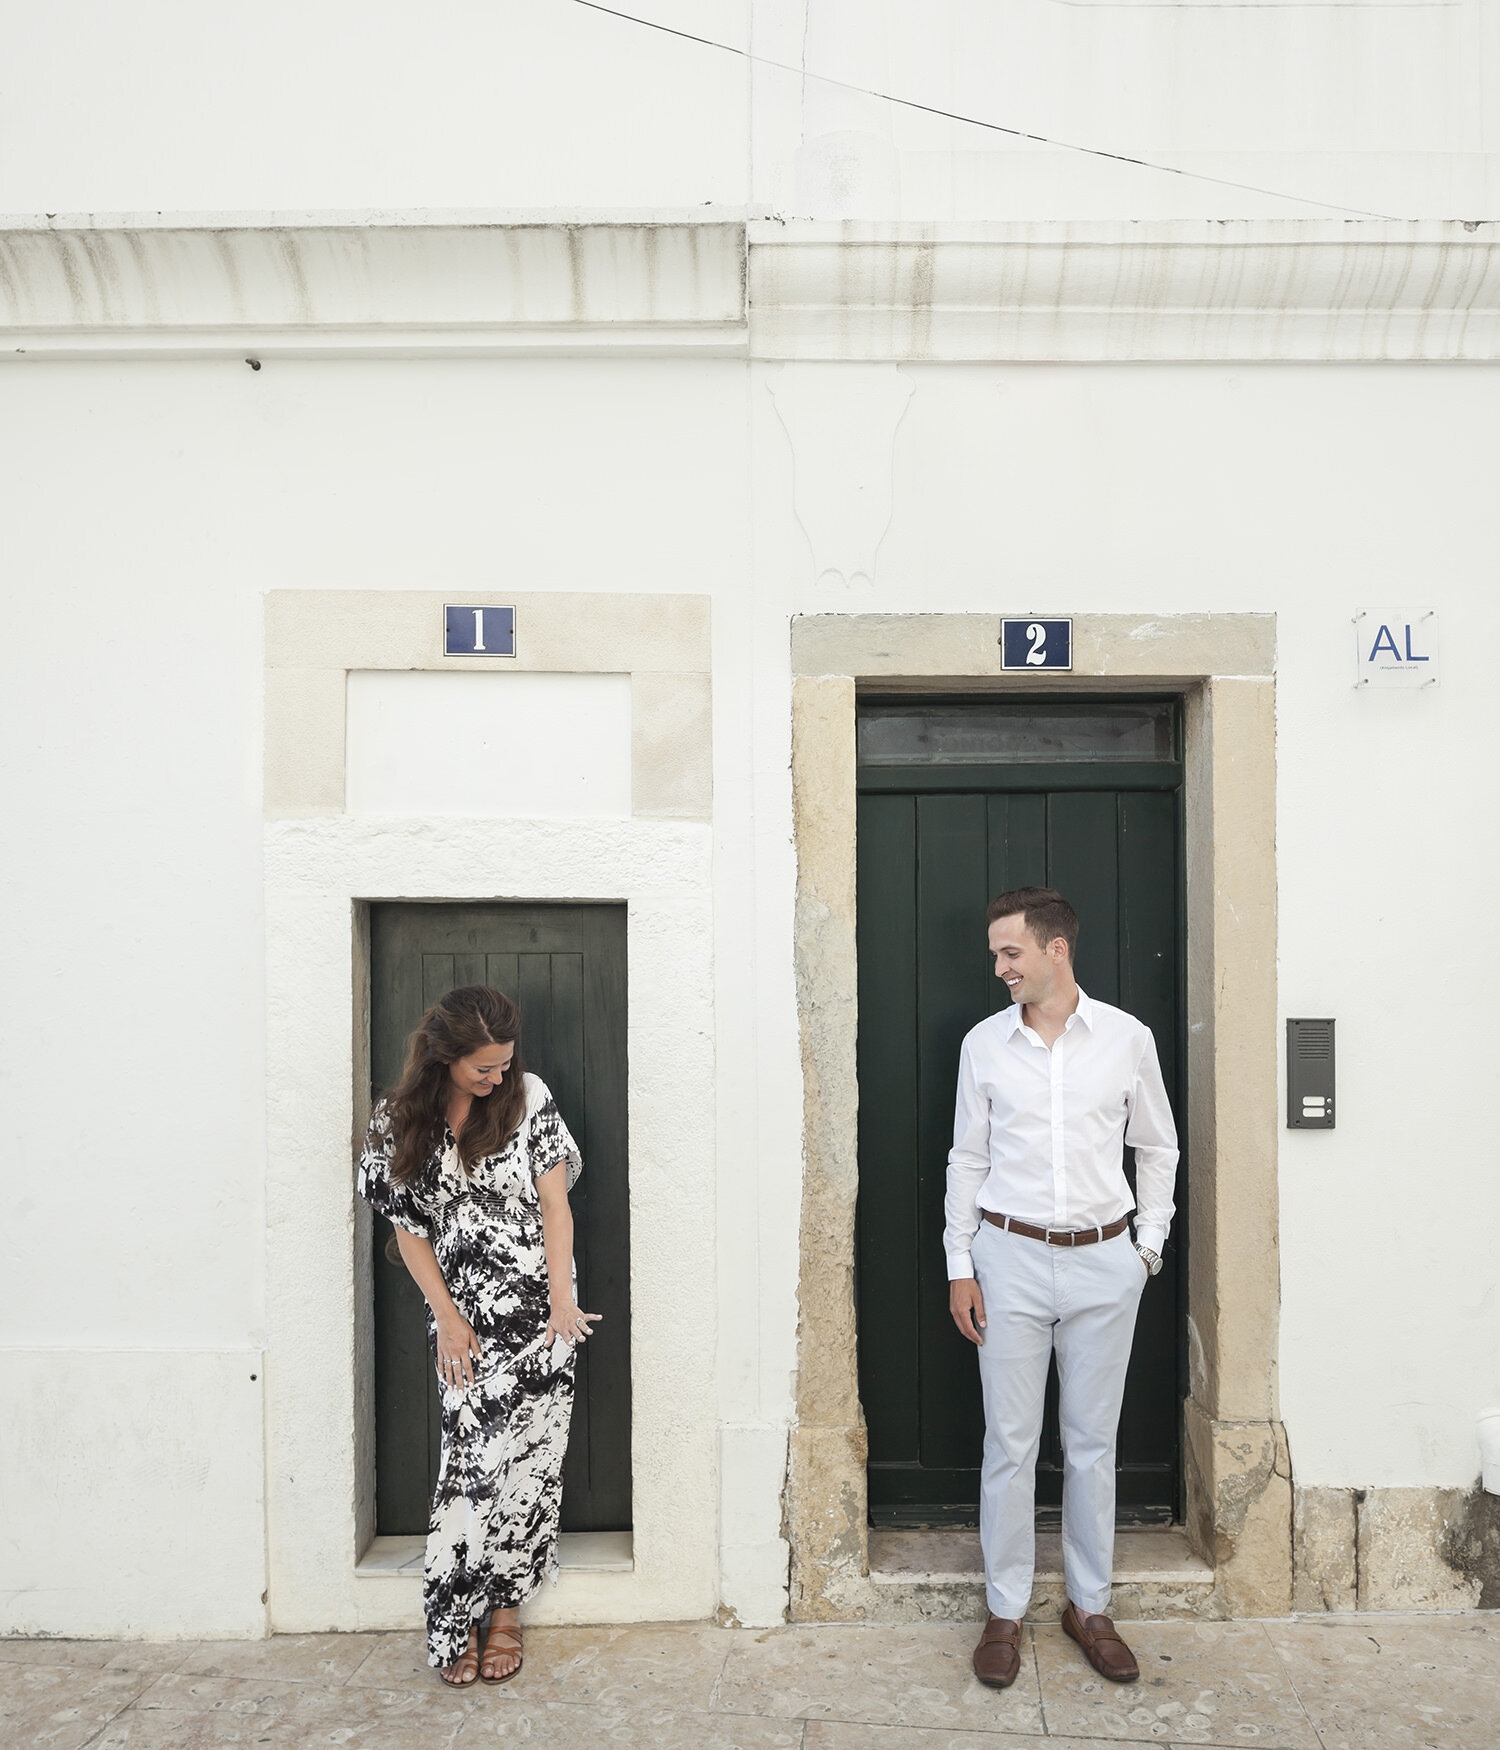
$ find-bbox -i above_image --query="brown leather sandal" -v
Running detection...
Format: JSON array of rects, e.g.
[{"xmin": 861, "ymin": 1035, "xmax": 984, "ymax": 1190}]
[
  {"xmin": 480, "ymin": 1622, "xmax": 523, "ymax": 1685},
  {"xmin": 441, "ymin": 1629, "xmax": 481, "ymax": 1687}
]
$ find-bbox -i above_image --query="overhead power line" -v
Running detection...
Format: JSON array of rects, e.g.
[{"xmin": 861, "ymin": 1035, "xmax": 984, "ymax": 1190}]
[{"xmin": 571, "ymin": 0, "xmax": 1401, "ymax": 221}]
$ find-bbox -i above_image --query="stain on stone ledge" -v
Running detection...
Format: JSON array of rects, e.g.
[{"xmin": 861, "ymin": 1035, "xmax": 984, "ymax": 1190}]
[{"xmin": 1440, "ymin": 1485, "xmax": 1500, "ymax": 1609}]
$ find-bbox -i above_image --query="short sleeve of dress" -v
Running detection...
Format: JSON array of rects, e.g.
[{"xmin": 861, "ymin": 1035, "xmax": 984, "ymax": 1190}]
[
  {"xmin": 357, "ymin": 1099, "xmax": 432, "ymax": 1238},
  {"xmin": 525, "ymin": 1078, "xmax": 583, "ymax": 1190}
]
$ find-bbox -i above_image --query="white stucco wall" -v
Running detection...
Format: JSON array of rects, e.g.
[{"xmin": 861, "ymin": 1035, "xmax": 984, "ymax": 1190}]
[
  {"xmin": 754, "ymin": 356, "xmax": 1500, "ymax": 1489},
  {"xmin": 0, "ymin": 354, "xmax": 755, "ymax": 1634},
  {"xmin": 0, "ymin": 1, "xmax": 750, "ymax": 212},
  {"xmin": 7, "ymin": 1, "xmax": 1496, "ymax": 221},
  {"xmin": 754, "ymin": 0, "xmax": 1500, "ymax": 219},
  {"xmin": 6, "ymin": 311, "xmax": 1500, "ymax": 1640}
]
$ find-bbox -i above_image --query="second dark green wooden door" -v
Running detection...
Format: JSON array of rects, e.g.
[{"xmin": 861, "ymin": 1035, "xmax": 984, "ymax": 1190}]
[
  {"xmin": 856, "ymin": 716, "xmax": 1184, "ymax": 1527},
  {"xmin": 368, "ymin": 901, "xmax": 630, "ymax": 1535}
]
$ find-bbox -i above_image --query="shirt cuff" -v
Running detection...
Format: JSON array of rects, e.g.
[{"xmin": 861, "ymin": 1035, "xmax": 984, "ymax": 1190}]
[
  {"xmin": 1133, "ymin": 1221, "xmax": 1169, "ymax": 1258},
  {"xmin": 947, "ymin": 1251, "xmax": 975, "ymax": 1281}
]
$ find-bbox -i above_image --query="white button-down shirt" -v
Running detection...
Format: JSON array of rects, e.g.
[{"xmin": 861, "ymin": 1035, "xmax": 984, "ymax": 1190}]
[{"xmin": 943, "ymin": 988, "xmax": 1179, "ymax": 1280}]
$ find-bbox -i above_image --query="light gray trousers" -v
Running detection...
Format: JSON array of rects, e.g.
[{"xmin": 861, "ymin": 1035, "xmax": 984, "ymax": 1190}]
[{"xmin": 969, "ymin": 1218, "xmax": 1147, "ymax": 1618}]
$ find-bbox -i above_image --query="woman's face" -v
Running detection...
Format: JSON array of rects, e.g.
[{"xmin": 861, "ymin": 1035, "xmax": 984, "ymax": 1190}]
[{"xmin": 448, "ymin": 1041, "xmax": 515, "ymax": 1099}]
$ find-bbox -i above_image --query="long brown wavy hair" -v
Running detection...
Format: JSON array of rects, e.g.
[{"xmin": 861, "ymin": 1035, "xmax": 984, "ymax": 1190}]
[{"xmin": 384, "ymin": 985, "xmax": 528, "ymax": 1184}]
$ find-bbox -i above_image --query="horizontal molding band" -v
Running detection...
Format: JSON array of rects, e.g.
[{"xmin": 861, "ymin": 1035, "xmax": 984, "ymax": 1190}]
[
  {"xmin": 3, "ymin": 218, "xmax": 1499, "ymax": 362},
  {"xmin": 0, "ymin": 221, "xmax": 748, "ymax": 360},
  {"xmin": 749, "ymin": 220, "xmax": 1500, "ymax": 363},
  {"xmin": 858, "ymin": 761, "xmax": 1182, "ymax": 793},
  {"xmin": 1, "ymin": 324, "xmax": 748, "ymax": 360}
]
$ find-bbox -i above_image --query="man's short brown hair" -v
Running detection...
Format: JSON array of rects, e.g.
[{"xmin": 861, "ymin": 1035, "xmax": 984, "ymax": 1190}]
[{"xmin": 985, "ymin": 886, "xmax": 1079, "ymax": 960}]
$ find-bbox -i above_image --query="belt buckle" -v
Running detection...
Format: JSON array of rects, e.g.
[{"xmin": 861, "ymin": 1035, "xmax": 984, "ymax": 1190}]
[{"xmin": 1044, "ymin": 1227, "xmax": 1070, "ymax": 1247}]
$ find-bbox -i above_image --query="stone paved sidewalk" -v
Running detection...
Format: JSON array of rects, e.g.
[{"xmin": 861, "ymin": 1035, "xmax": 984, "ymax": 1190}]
[{"xmin": 3, "ymin": 1613, "xmax": 1498, "ymax": 1750}]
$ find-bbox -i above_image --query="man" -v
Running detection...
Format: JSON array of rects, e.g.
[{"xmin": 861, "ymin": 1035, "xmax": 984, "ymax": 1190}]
[{"xmin": 945, "ymin": 886, "xmax": 1178, "ymax": 1689}]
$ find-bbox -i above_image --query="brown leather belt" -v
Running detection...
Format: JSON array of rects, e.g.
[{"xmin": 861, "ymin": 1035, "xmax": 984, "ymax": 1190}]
[{"xmin": 983, "ymin": 1211, "xmax": 1130, "ymax": 1247}]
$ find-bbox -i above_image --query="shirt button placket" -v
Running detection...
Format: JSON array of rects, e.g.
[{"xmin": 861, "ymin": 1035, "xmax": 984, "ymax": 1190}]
[
  {"xmin": 1051, "ymin": 1034, "xmax": 1068, "ymax": 1316},
  {"xmin": 1051, "ymin": 1034, "xmax": 1066, "ymax": 1231}
]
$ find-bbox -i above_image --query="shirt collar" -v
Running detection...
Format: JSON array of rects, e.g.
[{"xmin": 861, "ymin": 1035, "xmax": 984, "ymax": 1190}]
[{"xmin": 1003, "ymin": 986, "xmax": 1094, "ymax": 1038}]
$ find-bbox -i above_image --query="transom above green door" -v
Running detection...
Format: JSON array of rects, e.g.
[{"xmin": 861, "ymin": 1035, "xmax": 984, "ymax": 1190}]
[
  {"xmin": 367, "ymin": 901, "xmax": 630, "ymax": 1536},
  {"xmin": 855, "ymin": 701, "xmax": 1185, "ymax": 1527}
]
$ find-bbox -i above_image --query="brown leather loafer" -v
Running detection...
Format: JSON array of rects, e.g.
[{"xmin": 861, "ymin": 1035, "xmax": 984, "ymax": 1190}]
[
  {"xmin": 972, "ymin": 1613, "xmax": 1023, "ymax": 1688},
  {"xmin": 1061, "ymin": 1601, "xmax": 1139, "ymax": 1683}
]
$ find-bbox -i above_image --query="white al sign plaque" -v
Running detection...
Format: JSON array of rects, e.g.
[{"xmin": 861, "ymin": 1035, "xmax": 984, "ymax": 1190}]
[{"xmin": 1354, "ymin": 608, "xmax": 1438, "ymax": 689}]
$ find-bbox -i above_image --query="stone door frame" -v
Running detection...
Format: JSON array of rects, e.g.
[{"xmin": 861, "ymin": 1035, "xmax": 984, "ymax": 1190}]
[{"xmin": 785, "ymin": 611, "xmax": 1288, "ymax": 1621}]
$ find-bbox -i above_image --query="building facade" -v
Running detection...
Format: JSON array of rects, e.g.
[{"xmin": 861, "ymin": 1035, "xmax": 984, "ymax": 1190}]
[{"xmin": 3, "ymin": 0, "xmax": 1499, "ymax": 1640}]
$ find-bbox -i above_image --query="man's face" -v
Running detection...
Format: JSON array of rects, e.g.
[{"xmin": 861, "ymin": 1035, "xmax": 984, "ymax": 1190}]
[{"xmin": 987, "ymin": 912, "xmax": 1065, "ymax": 1006}]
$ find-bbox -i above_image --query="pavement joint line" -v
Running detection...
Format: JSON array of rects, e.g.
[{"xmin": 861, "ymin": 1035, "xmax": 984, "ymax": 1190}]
[
  {"xmin": 1256, "ymin": 1619, "xmax": 1331, "ymax": 1750},
  {"xmin": 1031, "ymin": 1623, "xmax": 1049, "ymax": 1736}
]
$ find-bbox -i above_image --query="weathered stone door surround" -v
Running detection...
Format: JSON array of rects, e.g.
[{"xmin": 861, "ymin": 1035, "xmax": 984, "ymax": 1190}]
[{"xmin": 787, "ymin": 612, "xmax": 1287, "ymax": 1621}]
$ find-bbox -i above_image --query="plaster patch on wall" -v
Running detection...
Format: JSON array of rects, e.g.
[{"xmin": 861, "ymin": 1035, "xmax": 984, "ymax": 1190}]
[
  {"xmin": 346, "ymin": 670, "xmax": 632, "ymax": 818},
  {"xmin": 768, "ymin": 365, "xmax": 914, "ymax": 593},
  {"xmin": 0, "ymin": 1350, "xmax": 266, "ymax": 1639}
]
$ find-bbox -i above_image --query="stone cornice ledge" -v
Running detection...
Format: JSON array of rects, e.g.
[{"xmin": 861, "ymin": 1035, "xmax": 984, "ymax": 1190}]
[
  {"xmin": 0, "ymin": 220, "xmax": 747, "ymax": 359},
  {"xmin": 749, "ymin": 220, "xmax": 1500, "ymax": 362},
  {"xmin": 6, "ymin": 218, "xmax": 1500, "ymax": 363}
]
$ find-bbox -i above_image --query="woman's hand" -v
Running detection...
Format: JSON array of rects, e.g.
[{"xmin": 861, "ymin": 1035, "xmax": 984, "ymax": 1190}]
[
  {"xmin": 435, "ymin": 1311, "xmax": 481, "ymax": 1389},
  {"xmin": 547, "ymin": 1302, "xmax": 602, "ymax": 1348}
]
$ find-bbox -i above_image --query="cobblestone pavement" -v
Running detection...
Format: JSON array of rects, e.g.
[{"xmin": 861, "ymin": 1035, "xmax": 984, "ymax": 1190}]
[{"xmin": 3, "ymin": 1613, "xmax": 1498, "ymax": 1750}]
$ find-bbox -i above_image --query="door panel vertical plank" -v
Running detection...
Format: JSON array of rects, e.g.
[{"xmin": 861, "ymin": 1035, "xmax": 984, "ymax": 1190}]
[
  {"xmin": 369, "ymin": 909, "xmax": 445, "ymax": 1534},
  {"xmin": 547, "ymin": 956, "xmax": 587, "ymax": 1151},
  {"xmin": 453, "ymin": 952, "xmax": 487, "ymax": 989},
  {"xmin": 371, "ymin": 909, "xmax": 425, "ymax": 1094},
  {"xmin": 856, "ymin": 795, "xmax": 920, "ymax": 1468},
  {"xmin": 422, "ymin": 954, "xmax": 456, "ymax": 1010},
  {"xmin": 1117, "ymin": 792, "xmax": 1179, "ymax": 1101},
  {"xmin": 547, "ymin": 948, "xmax": 595, "ymax": 1526},
  {"xmin": 1047, "ymin": 793, "xmax": 1121, "ymax": 1006},
  {"xmin": 986, "ymin": 793, "xmax": 1047, "ymax": 1016},
  {"xmin": 574, "ymin": 905, "xmax": 631, "ymax": 1531},
  {"xmin": 986, "ymin": 791, "xmax": 1049, "ymax": 896},
  {"xmin": 1115, "ymin": 788, "xmax": 1182, "ymax": 1491},
  {"xmin": 516, "ymin": 955, "xmax": 555, "ymax": 1085},
  {"xmin": 915, "ymin": 793, "xmax": 990, "ymax": 1475},
  {"xmin": 485, "ymin": 953, "xmax": 520, "ymax": 1003}
]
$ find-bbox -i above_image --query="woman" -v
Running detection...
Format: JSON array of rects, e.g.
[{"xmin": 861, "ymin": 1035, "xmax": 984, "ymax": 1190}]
[{"xmin": 358, "ymin": 985, "xmax": 598, "ymax": 1686}]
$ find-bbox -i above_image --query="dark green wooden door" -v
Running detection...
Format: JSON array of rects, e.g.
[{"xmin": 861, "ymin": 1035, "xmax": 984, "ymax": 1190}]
[
  {"xmin": 856, "ymin": 703, "xmax": 1184, "ymax": 1527},
  {"xmin": 368, "ymin": 901, "xmax": 630, "ymax": 1535}
]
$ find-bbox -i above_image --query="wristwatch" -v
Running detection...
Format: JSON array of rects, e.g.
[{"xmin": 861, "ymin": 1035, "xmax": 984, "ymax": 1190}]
[{"xmin": 1134, "ymin": 1242, "xmax": 1163, "ymax": 1277}]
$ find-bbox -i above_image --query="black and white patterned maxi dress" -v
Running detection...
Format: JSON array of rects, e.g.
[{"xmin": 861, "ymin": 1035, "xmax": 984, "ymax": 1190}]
[{"xmin": 358, "ymin": 1073, "xmax": 582, "ymax": 1668}]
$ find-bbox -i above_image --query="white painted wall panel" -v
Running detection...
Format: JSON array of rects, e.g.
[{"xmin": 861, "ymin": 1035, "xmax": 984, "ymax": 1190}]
[
  {"xmin": 5, "ymin": 3, "xmax": 1494, "ymax": 222},
  {"xmin": 752, "ymin": 0, "xmax": 1499, "ymax": 219},
  {"xmin": 345, "ymin": 671, "xmax": 632, "ymax": 818},
  {"xmin": 0, "ymin": 1, "xmax": 749, "ymax": 212},
  {"xmin": 0, "ymin": 1351, "xmax": 266, "ymax": 1638}
]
